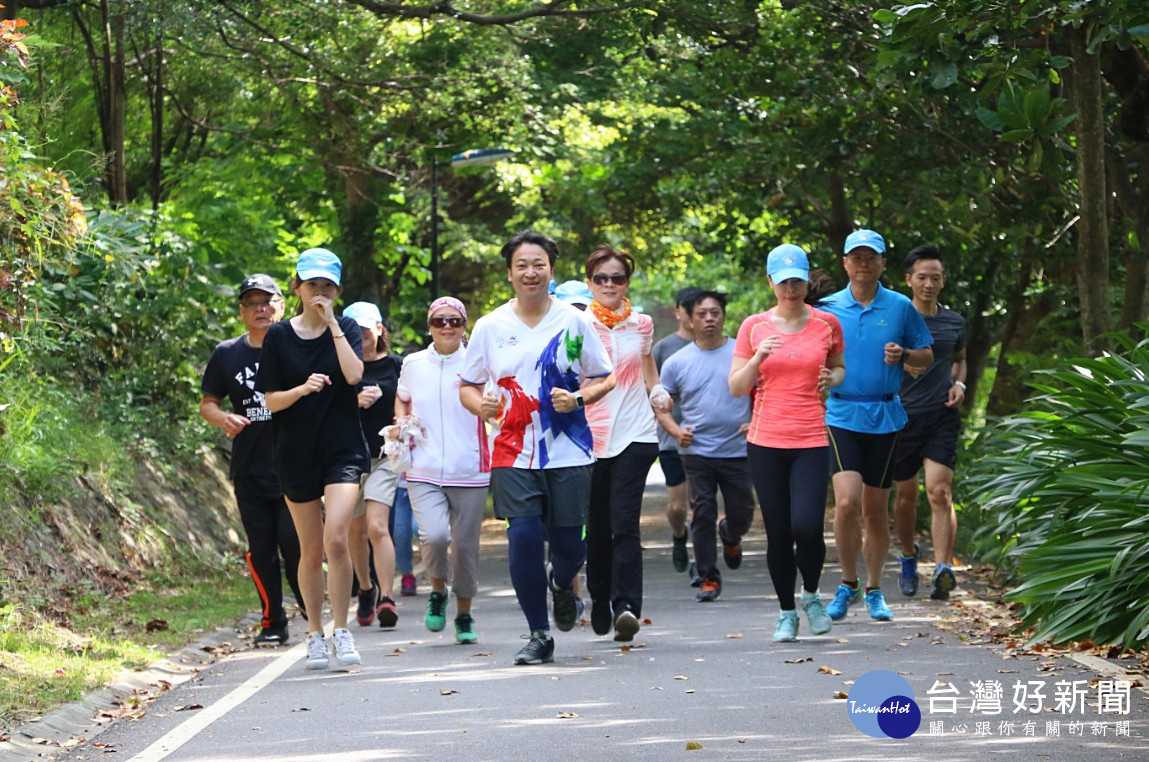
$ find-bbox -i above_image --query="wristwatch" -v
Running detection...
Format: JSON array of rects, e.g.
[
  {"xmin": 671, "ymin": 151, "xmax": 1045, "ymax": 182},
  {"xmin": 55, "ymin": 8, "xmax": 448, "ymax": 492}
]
[{"xmin": 573, "ymin": 392, "xmax": 585, "ymax": 409}]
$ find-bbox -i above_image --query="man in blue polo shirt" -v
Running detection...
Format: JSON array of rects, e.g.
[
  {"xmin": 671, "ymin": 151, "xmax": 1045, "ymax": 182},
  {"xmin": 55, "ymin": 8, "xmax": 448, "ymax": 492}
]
[{"xmin": 821, "ymin": 230, "xmax": 933, "ymax": 623}]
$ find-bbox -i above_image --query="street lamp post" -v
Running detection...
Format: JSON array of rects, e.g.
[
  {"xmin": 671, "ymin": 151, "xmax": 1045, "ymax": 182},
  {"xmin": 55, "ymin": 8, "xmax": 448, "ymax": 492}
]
[{"xmin": 429, "ymin": 148, "xmax": 515, "ymax": 300}]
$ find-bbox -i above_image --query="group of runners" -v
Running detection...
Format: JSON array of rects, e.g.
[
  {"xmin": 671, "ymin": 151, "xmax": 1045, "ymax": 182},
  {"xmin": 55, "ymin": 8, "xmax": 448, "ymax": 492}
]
[{"xmin": 199, "ymin": 227, "xmax": 967, "ymax": 668}]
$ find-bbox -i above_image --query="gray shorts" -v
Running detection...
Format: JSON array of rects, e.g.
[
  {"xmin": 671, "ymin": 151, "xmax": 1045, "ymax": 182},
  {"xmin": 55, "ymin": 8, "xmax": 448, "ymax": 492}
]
[
  {"xmin": 489, "ymin": 465, "xmax": 593, "ymax": 528},
  {"xmin": 359, "ymin": 458, "xmax": 399, "ymax": 515}
]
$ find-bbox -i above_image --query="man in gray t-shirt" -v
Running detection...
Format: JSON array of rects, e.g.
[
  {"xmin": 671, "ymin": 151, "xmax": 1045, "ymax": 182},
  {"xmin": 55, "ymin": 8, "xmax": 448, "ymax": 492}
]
[
  {"xmin": 658, "ymin": 292, "xmax": 755, "ymax": 603},
  {"xmin": 651, "ymin": 286, "xmax": 701, "ymax": 576},
  {"xmin": 890, "ymin": 247, "xmax": 967, "ymax": 602}
]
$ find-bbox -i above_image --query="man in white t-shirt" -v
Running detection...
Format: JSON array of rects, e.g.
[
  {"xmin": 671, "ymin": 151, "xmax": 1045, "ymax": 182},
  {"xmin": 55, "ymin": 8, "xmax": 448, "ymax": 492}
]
[{"xmin": 460, "ymin": 231, "xmax": 616, "ymax": 666}]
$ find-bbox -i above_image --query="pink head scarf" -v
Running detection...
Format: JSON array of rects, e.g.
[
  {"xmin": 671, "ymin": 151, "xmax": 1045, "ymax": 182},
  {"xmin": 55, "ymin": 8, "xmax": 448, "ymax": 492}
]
[{"xmin": 427, "ymin": 296, "xmax": 467, "ymax": 323}]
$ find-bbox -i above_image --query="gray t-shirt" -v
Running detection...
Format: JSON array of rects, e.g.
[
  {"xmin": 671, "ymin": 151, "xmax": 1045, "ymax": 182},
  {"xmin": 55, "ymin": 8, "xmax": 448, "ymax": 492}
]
[
  {"xmin": 899, "ymin": 305, "xmax": 966, "ymax": 414},
  {"xmin": 659, "ymin": 339, "xmax": 750, "ymax": 459},
  {"xmin": 652, "ymin": 332, "xmax": 691, "ymax": 451}
]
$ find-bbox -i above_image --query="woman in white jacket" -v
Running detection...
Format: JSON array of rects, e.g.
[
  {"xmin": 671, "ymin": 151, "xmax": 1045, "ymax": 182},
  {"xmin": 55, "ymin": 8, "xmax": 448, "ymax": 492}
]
[{"xmin": 395, "ymin": 296, "xmax": 491, "ymax": 643}]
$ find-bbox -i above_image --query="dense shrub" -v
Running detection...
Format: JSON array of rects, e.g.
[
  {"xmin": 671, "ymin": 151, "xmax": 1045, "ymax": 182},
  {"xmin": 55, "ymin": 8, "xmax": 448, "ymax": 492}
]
[{"xmin": 961, "ymin": 332, "xmax": 1149, "ymax": 648}]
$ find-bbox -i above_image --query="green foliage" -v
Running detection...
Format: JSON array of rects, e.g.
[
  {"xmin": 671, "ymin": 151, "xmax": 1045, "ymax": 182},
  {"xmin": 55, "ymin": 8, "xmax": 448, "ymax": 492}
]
[
  {"xmin": 30, "ymin": 206, "xmax": 231, "ymax": 448},
  {"xmin": 0, "ymin": 14, "xmax": 86, "ymax": 354},
  {"xmin": 0, "ymin": 562, "xmax": 253, "ymax": 731},
  {"xmin": 961, "ymin": 331, "xmax": 1149, "ymax": 647}
]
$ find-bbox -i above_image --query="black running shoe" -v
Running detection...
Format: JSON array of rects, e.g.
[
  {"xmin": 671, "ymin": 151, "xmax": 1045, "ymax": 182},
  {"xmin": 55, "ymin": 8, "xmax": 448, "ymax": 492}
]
[
  {"xmin": 614, "ymin": 609, "xmax": 640, "ymax": 643},
  {"xmin": 356, "ymin": 586, "xmax": 379, "ymax": 626},
  {"xmin": 514, "ymin": 630, "xmax": 555, "ymax": 665},
  {"xmin": 254, "ymin": 623, "xmax": 289, "ymax": 646},
  {"xmin": 549, "ymin": 571, "xmax": 578, "ymax": 632},
  {"xmin": 591, "ymin": 599, "xmax": 612, "ymax": 636},
  {"xmin": 672, "ymin": 532, "xmax": 689, "ymax": 573},
  {"xmin": 718, "ymin": 518, "xmax": 743, "ymax": 570}
]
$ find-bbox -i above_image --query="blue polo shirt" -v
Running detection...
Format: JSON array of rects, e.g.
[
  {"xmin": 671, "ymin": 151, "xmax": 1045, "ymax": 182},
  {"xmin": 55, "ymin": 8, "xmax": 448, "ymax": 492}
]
[{"xmin": 822, "ymin": 283, "xmax": 933, "ymax": 434}]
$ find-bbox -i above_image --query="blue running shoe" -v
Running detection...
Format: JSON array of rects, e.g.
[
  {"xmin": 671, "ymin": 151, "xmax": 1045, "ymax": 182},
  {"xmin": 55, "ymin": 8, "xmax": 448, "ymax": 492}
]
[
  {"xmin": 931, "ymin": 563, "xmax": 957, "ymax": 600},
  {"xmin": 773, "ymin": 611, "xmax": 799, "ymax": 642},
  {"xmin": 826, "ymin": 583, "xmax": 860, "ymax": 621},
  {"xmin": 899, "ymin": 543, "xmax": 920, "ymax": 597},
  {"xmin": 865, "ymin": 589, "xmax": 894, "ymax": 621},
  {"xmin": 801, "ymin": 591, "xmax": 832, "ymax": 635}
]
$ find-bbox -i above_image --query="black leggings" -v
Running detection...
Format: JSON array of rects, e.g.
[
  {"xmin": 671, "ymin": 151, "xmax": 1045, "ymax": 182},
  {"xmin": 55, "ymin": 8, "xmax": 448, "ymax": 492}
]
[{"xmin": 747, "ymin": 444, "xmax": 830, "ymax": 610}]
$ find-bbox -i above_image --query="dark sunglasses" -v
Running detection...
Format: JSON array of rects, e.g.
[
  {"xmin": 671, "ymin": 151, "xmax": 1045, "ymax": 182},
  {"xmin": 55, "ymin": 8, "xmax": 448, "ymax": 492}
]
[
  {"xmin": 591, "ymin": 273, "xmax": 629, "ymax": 286},
  {"xmin": 429, "ymin": 316, "xmax": 465, "ymax": 328}
]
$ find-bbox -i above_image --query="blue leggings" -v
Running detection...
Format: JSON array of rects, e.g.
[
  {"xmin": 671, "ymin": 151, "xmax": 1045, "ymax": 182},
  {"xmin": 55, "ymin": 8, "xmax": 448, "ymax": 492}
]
[
  {"xmin": 747, "ymin": 444, "xmax": 830, "ymax": 610},
  {"xmin": 507, "ymin": 517, "xmax": 585, "ymax": 632}
]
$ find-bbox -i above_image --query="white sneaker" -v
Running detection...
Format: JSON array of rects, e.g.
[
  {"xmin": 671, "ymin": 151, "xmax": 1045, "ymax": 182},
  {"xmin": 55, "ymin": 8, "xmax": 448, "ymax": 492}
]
[
  {"xmin": 305, "ymin": 632, "xmax": 329, "ymax": 670},
  {"xmin": 332, "ymin": 628, "xmax": 361, "ymax": 667}
]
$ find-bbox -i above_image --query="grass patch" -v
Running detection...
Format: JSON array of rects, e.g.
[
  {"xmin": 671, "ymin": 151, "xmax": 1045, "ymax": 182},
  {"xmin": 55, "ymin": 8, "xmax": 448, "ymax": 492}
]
[{"xmin": 0, "ymin": 561, "xmax": 254, "ymax": 730}]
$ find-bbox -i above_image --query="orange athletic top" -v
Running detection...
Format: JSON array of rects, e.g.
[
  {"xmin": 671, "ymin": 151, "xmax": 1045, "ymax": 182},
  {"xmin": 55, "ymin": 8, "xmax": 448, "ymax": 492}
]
[{"xmin": 733, "ymin": 307, "xmax": 844, "ymax": 449}]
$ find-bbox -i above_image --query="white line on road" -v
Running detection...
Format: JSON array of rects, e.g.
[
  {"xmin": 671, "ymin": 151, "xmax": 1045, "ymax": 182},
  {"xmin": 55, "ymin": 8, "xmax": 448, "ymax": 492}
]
[{"xmin": 128, "ymin": 628, "xmax": 321, "ymax": 762}]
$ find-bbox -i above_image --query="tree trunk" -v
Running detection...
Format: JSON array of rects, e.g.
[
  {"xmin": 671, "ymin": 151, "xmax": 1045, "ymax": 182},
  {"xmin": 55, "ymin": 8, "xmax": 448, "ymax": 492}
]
[
  {"xmin": 1108, "ymin": 144, "xmax": 1149, "ymax": 330},
  {"xmin": 148, "ymin": 20, "xmax": 163, "ymax": 211},
  {"xmin": 339, "ymin": 169, "xmax": 386, "ymax": 310},
  {"xmin": 1068, "ymin": 24, "xmax": 1111, "ymax": 354},
  {"xmin": 961, "ymin": 255, "xmax": 1002, "ymax": 409},
  {"xmin": 74, "ymin": 2, "xmax": 129, "ymax": 205}
]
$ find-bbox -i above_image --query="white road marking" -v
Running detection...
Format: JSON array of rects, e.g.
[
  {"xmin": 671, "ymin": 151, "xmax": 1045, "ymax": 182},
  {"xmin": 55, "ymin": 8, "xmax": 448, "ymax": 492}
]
[{"xmin": 129, "ymin": 624, "xmax": 330, "ymax": 762}]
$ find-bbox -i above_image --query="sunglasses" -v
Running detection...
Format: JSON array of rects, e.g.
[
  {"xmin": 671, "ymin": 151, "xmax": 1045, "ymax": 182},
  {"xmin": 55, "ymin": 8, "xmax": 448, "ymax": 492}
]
[
  {"xmin": 591, "ymin": 273, "xmax": 629, "ymax": 286},
  {"xmin": 429, "ymin": 316, "xmax": 465, "ymax": 328}
]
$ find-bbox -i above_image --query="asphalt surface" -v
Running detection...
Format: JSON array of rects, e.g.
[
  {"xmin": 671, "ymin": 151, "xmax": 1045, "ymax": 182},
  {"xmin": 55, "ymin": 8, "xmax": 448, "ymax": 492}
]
[{"xmin": 10, "ymin": 469, "xmax": 1149, "ymax": 761}]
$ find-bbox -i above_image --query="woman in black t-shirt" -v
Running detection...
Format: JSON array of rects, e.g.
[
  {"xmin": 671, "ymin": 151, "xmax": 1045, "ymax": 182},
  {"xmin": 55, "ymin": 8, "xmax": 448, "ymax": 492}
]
[
  {"xmin": 343, "ymin": 301, "xmax": 404, "ymax": 629},
  {"xmin": 256, "ymin": 248, "xmax": 370, "ymax": 671}
]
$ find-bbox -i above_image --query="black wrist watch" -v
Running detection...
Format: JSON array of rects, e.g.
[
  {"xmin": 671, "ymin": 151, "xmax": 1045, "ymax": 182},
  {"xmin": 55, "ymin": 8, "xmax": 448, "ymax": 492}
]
[{"xmin": 573, "ymin": 391, "xmax": 585, "ymax": 409}]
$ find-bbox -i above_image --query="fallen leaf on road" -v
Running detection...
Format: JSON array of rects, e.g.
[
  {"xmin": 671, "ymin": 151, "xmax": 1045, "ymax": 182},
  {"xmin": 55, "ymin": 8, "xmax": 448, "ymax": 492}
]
[
  {"xmin": 998, "ymin": 669, "xmax": 1018, "ymax": 674},
  {"xmin": 291, "ymin": 707, "xmax": 310, "ymax": 712},
  {"xmin": 440, "ymin": 690, "xmax": 458, "ymax": 696},
  {"xmin": 393, "ymin": 647, "xmax": 407, "ymax": 654},
  {"xmin": 836, "ymin": 638, "xmax": 849, "ymax": 643},
  {"xmin": 557, "ymin": 711, "xmax": 579, "ymax": 719},
  {"xmin": 674, "ymin": 675, "xmax": 689, "ymax": 680},
  {"xmin": 818, "ymin": 666, "xmax": 843, "ymax": 675},
  {"xmin": 725, "ymin": 633, "xmax": 743, "ymax": 639},
  {"xmin": 473, "ymin": 652, "xmax": 492, "ymax": 657},
  {"xmin": 784, "ymin": 658, "xmax": 812, "ymax": 664},
  {"xmin": 174, "ymin": 704, "xmax": 203, "ymax": 712},
  {"xmin": 897, "ymin": 642, "xmax": 909, "ymax": 647},
  {"xmin": 685, "ymin": 741, "xmax": 703, "ymax": 750},
  {"xmin": 582, "ymin": 655, "xmax": 594, "ymax": 661},
  {"xmin": 833, "ymin": 691, "xmax": 848, "ymax": 699},
  {"xmin": 643, "ymin": 618, "xmax": 652, "ymax": 625}
]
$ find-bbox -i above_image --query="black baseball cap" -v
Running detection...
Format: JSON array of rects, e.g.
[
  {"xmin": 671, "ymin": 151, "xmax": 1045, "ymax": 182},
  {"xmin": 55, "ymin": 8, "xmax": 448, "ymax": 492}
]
[{"xmin": 238, "ymin": 273, "xmax": 282, "ymax": 298}]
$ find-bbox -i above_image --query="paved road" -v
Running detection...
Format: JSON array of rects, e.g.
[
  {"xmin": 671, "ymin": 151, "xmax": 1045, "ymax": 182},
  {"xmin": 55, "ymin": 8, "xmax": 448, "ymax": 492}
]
[{"xmin": 15, "ymin": 471, "xmax": 1149, "ymax": 761}]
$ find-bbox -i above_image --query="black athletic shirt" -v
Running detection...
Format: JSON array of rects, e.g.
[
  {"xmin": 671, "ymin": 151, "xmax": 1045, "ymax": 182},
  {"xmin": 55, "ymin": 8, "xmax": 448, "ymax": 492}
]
[
  {"xmin": 899, "ymin": 306, "xmax": 966, "ymax": 414},
  {"xmin": 201, "ymin": 335, "xmax": 277, "ymax": 484},
  {"xmin": 359, "ymin": 354, "xmax": 403, "ymax": 458},
  {"xmin": 255, "ymin": 316, "xmax": 371, "ymax": 489}
]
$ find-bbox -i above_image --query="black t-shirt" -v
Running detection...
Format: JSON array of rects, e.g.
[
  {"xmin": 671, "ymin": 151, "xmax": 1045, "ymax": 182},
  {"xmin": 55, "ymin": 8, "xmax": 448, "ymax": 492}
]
[
  {"xmin": 201, "ymin": 335, "xmax": 277, "ymax": 485},
  {"xmin": 359, "ymin": 354, "xmax": 403, "ymax": 458},
  {"xmin": 899, "ymin": 305, "xmax": 967, "ymax": 414},
  {"xmin": 255, "ymin": 316, "xmax": 371, "ymax": 489}
]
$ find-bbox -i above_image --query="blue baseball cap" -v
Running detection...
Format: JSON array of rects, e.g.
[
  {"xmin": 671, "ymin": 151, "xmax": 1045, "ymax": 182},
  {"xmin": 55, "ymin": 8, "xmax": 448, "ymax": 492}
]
[
  {"xmin": 554, "ymin": 280, "xmax": 593, "ymax": 308},
  {"xmin": 766, "ymin": 244, "xmax": 810, "ymax": 282},
  {"xmin": 343, "ymin": 301, "xmax": 383, "ymax": 328},
  {"xmin": 844, "ymin": 229, "xmax": 886, "ymax": 256},
  {"xmin": 296, "ymin": 247, "xmax": 343, "ymax": 285}
]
